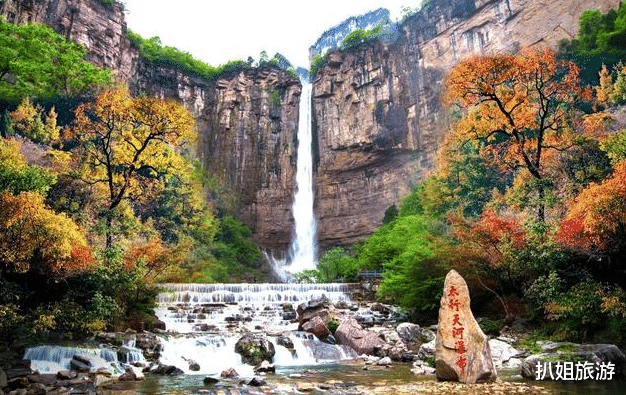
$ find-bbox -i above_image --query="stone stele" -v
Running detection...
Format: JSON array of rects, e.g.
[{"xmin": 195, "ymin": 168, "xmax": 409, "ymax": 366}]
[{"xmin": 435, "ymin": 270, "xmax": 497, "ymax": 383}]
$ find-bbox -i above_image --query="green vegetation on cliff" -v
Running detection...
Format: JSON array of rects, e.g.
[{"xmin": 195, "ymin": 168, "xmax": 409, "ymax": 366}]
[
  {"xmin": 126, "ymin": 31, "xmax": 297, "ymax": 81},
  {"xmin": 0, "ymin": 19, "xmax": 271, "ymax": 341},
  {"xmin": 126, "ymin": 30, "xmax": 250, "ymax": 81},
  {"xmin": 558, "ymin": 1, "xmax": 626, "ymax": 84},
  {"xmin": 0, "ymin": 19, "xmax": 112, "ymax": 102}
]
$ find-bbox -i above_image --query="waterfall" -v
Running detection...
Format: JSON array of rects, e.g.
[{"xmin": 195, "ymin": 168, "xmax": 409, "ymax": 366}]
[
  {"xmin": 275, "ymin": 80, "xmax": 317, "ymax": 280},
  {"xmin": 24, "ymin": 345, "xmax": 125, "ymax": 374},
  {"xmin": 153, "ymin": 283, "xmax": 356, "ymax": 376},
  {"xmin": 156, "ymin": 282, "xmax": 350, "ymax": 333}
]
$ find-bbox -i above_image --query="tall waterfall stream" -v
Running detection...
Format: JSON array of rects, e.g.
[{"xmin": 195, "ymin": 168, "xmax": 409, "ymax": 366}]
[{"xmin": 273, "ymin": 80, "xmax": 317, "ymax": 280}]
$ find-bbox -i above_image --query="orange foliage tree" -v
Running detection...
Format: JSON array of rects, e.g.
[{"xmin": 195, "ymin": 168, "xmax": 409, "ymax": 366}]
[
  {"xmin": 0, "ymin": 192, "xmax": 94, "ymax": 277},
  {"xmin": 557, "ymin": 160, "xmax": 626, "ymax": 255},
  {"xmin": 70, "ymin": 85, "xmax": 195, "ymax": 247},
  {"xmin": 445, "ymin": 47, "xmax": 589, "ymax": 221},
  {"xmin": 452, "ymin": 208, "xmax": 526, "ymax": 267}
]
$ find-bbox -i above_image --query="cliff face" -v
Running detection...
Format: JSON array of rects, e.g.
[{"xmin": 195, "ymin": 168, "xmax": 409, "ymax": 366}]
[
  {"xmin": 127, "ymin": 62, "xmax": 302, "ymax": 251},
  {"xmin": 2, "ymin": 0, "xmax": 301, "ymax": 251},
  {"xmin": 0, "ymin": 0, "xmax": 136, "ymax": 80},
  {"xmin": 3, "ymin": 0, "xmax": 623, "ymax": 253},
  {"xmin": 312, "ymin": 0, "xmax": 621, "ymax": 249}
]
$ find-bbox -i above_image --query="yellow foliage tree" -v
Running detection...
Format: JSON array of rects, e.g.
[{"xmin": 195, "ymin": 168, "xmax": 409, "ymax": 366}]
[
  {"xmin": 70, "ymin": 85, "xmax": 196, "ymax": 246},
  {"xmin": 0, "ymin": 192, "xmax": 94, "ymax": 276}
]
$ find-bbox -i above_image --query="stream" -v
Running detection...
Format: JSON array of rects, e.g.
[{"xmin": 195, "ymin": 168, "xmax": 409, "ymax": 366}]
[{"xmin": 24, "ymin": 282, "xmax": 625, "ymax": 395}]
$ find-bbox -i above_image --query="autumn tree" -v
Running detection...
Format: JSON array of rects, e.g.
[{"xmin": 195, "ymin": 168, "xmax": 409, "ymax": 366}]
[
  {"xmin": 71, "ymin": 85, "xmax": 195, "ymax": 247},
  {"xmin": 0, "ymin": 191, "xmax": 94, "ymax": 277},
  {"xmin": 557, "ymin": 160, "xmax": 626, "ymax": 256},
  {"xmin": 445, "ymin": 47, "xmax": 588, "ymax": 222},
  {"xmin": 0, "ymin": 139, "xmax": 56, "ymax": 195}
]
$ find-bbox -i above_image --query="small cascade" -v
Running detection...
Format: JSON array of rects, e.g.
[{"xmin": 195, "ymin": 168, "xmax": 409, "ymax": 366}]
[
  {"xmin": 24, "ymin": 345, "xmax": 123, "ymax": 374},
  {"xmin": 158, "ymin": 335, "xmax": 255, "ymax": 377},
  {"xmin": 153, "ymin": 282, "xmax": 357, "ymax": 376},
  {"xmin": 157, "ymin": 332, "xmax": 357, "ymax": 378},
  {"xmin": 156, "ymin": 283, "xmax": 350, "ymax": 333}
]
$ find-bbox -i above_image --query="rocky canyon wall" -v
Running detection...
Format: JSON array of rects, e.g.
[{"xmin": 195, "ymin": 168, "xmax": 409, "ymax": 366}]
[
  {"xmin": 312, "ymin": 0, "xmax": 621, "ymax": 249},
  {"xmin": 0, "ymin": 0, "xmax": 136, "ymax": 79},
  {"xmin": 1, "ymin": 0, "xmax": 301, "ymax": 251},
  {"xmin": 2, "ymin": 0, "xmax": 623, "ymax": 254},
  {"xmin": 131, "ymin": 61, "xmax": 301, "ymax": 251}
]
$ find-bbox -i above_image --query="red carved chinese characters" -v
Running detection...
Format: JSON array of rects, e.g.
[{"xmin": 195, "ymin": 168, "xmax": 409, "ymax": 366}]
[{"xmin": 448, "ymin": 285, "xmax": 466, "ymax": 372}]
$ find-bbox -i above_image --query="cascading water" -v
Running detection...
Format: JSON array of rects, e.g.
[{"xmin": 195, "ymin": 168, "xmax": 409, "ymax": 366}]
[
  {"xmin": 154, "ymin": 283, "xmax": 357, "ymax": 377},
  {"xmin": 274, "ymin": 80, "xmax": 317, "ymax": 280}
]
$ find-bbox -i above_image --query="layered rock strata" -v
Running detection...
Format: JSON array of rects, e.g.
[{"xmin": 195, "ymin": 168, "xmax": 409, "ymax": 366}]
[
  {"xmin": 312, "ymin": 0, "xmax": 621, "ymax": 248},
  {"xmin": 133, "ymin": 62, "xmax": 301, "ymax": 250},
  {"xmin": 0, "ymin": 0, "xmax": 135, "ymax": 80}
]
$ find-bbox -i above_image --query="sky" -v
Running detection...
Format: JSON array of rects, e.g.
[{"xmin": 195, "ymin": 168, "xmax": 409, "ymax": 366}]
[{"xmin": 121, "ymin": 0, "xmax": 416, "ymax": 70}]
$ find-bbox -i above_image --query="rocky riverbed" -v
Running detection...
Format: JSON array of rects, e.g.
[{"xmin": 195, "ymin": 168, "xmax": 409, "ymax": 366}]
[{"xmin": 2, "ymin": 286, "xmax": 625, "ymax": 395}]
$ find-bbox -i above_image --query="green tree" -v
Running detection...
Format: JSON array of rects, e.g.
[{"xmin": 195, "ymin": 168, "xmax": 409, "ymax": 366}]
[
  {"xmin": 0, "ymin": 19, "xmax": 112, "ymax": 102},
  {"xmin": 364, "ymin": 215, "xmax": 450, "ymax": 314},
  {"xmin": 0, "ymin": 140, "xmax": 55, "ymax": 196}
]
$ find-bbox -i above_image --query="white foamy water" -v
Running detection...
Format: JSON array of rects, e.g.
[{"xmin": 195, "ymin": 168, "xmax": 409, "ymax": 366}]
[
  {"xmin": 153, "ymin": 282, "xmax": 357, "ymax": 376},
  {"xmin": 274, "ymin": 81, "xmax": 317, "ymax": 280},
  {"xmin": 156, "ymin": 282, "xmax": 350, "ymax": 333}
]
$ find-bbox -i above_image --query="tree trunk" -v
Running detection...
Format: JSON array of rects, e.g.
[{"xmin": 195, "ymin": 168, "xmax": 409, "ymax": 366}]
[
  {"xmin": 106, "ymin": 211, "xmax": 112, "ymax": 249},
  {"xmin": 537, "ymin": 183, "xmax": 545, "ymax": 223}
]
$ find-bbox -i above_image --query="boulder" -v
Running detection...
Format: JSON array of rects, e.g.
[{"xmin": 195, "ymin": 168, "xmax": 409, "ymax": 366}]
[
  {"xmin": 150, "ymin": 364, "xmax": 184, "ymax": 375},
  {"xmin": 412, "ymin": 360, "xmax": 437, "ymax": 375},
  {"xmin": 220, "ymin": 368, "xmax": 238, "ymax": 378},
  {"xmin": 335, "ymin": 318, "xmax": 387, "ymax": 355},
  {"xmin": 254, "ymin": 361, "xmax": 275, "ymax": 373},
  {"xmin": 302, "ymin": 316, "xmax": 331, "ymax": 340},
  {"xmin": 488, "ymin": 338, "xmax": 526, "ymax": 369},
  {"xmin": 118, "ymin": 367, "xmax": 137, "ymax": 382},
  {"xmin": 247, "ymin": 376, "xmax": 266, "ymax": 386},
  {"xmin": 187, "ymin": 360, "xmax": 200, "ymax": 372},
  {"xmin": 203, "ymin": 376, "xmax": 219, "ymax": 385},
  {"xmin": 69, "ymin": 355, "xmax": 95, "ymax": 373},
  {"xmin": 435, "ymin": 270, "xmax": 497, "ymax": 383},
  {"xmin": 0, "ymin": 368, "xmax": 7, "ymax": 388},
  {"xmin": 235, "ymin": 334, "xmax": 275, "ymax": 365},
  {"xmin": 297, "ymin": 297, "xmax": 331, "ymax": 330},
  {"xmin": 377, "ymin": 357, "xmax": 392, "ymax": 366},
  {"xmin": 396, "ymin": 323, "xmax": 420, "ymax": 342},
  {"xmin": 56, "ymin": 370, "xmax": 77, "ymax": 380},
  {"xmin": 276, "ymin": 335, "xmax": 294, "ymax": 350}
]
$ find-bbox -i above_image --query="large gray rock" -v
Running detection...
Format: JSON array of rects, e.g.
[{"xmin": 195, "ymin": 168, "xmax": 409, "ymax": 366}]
[
  {"xmin": 234, "ymin": 334, "xmax": 275, "ymax": 365},
  {"xmin": 435, "ymin": 270, "xmax": 497, "ymax": 383},
  {"xmin": 396, "ymin": 323, "xmax": 420, "ymax": 342},
  {"xmin": 335, "ymin": 318, "xmax": 387, "ymax": 355},
  {"xmin": 488, "ymin": 338, "xmax": 525, "ymax": 369}
]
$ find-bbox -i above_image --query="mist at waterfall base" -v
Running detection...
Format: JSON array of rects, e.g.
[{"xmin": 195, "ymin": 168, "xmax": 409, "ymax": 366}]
[{"xmin": 272, "ymin": 80, "xmax": 318, "ymax": 281}]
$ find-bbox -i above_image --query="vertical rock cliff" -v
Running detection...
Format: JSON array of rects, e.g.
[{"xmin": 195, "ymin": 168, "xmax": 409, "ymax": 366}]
[
  {"xmin": 1, "ymin": 0, "xmax": 301, "ymax": 251},
  {"xmin": 127, "ymin": 62, "xmax": 302, "ymax": 252},
  {"xmin": 2, "ymin": 0, "xmax": 623, "ymax": 254},
  {"xmin": 311, "ymin": 0, "xmax": 621, "ymax": 249},
  {"xmin": 0, "ymin": 0, "xmax": 136, "ymax": 79}
]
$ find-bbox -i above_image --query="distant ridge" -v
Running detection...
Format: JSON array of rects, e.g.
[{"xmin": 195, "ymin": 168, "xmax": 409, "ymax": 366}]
[{"xmin": 308, "ymin": 8, "xmax": 390, "ymax": 62}]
